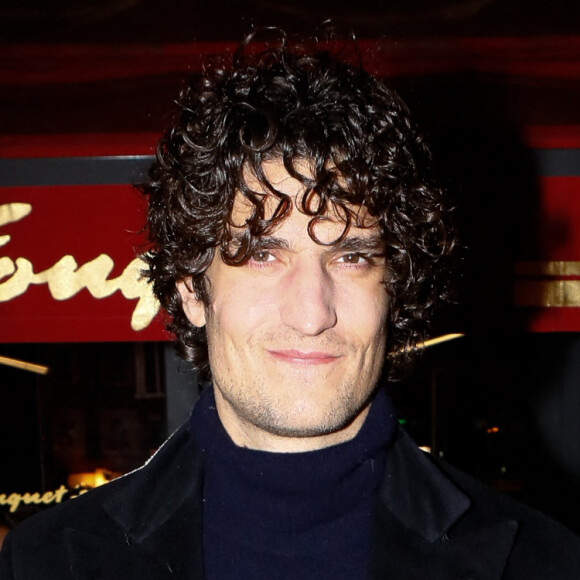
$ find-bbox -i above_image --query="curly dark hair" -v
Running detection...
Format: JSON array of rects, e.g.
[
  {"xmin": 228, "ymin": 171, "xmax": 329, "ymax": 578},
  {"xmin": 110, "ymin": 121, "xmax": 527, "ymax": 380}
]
[{"xmin": 142, "ymin": 33, "xmax": 455, "ymax": 382}]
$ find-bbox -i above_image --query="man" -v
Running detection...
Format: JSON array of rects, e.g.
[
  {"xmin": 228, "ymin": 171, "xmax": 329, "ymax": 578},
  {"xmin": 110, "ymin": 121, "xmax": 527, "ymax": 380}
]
[{"xmin": 2, "ymin": 34, "xmax": 580, "ymax": 579}]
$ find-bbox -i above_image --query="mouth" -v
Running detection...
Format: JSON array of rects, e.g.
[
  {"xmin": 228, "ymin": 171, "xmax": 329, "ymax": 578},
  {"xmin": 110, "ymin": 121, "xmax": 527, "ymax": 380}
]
[{"xmin": 267, "ymin": 349, "xmax": 342, "ymax": 365}]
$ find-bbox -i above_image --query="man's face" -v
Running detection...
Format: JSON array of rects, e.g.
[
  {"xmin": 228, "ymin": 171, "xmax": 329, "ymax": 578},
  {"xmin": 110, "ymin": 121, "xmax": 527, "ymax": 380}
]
[{"xmin": 178, "ymin": 160, "xmax": 389, "ymax": 451}]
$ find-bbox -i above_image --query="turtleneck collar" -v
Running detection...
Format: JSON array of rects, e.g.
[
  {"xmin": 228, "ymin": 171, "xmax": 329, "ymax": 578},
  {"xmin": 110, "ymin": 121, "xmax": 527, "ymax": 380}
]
[{"xmin": 189, "ymin": 386, "xmax": 397, "ymax": 533}]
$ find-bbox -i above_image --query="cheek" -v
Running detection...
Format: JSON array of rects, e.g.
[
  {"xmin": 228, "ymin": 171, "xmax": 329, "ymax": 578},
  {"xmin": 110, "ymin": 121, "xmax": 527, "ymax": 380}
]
[
  {"xmin": 209, "ymin": 284, "xmax": 273, "ymax": 346},
  {"xmin": 339, "ymin": 286, "xmax": 389, "ymax": 343}
]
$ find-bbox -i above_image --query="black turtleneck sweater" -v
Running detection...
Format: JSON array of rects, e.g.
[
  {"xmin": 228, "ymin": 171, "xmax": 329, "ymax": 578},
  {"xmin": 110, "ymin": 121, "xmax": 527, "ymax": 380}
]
[{"xmin": 189, "ymin": 387, "xmax": 397, "ymax": 580}]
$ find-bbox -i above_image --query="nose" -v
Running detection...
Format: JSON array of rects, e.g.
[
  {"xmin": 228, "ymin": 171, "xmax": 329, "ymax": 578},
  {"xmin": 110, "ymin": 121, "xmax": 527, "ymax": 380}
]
[{"xmin": 279, "ymin": 258, "xmax": 337, "ymax": 336}]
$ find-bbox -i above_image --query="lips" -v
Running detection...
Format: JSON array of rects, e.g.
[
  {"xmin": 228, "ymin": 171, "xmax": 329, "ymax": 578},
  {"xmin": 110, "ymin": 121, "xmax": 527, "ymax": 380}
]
[{"xmin": 268, "ymin": 349, "xmax": 342, "ymax": 365}]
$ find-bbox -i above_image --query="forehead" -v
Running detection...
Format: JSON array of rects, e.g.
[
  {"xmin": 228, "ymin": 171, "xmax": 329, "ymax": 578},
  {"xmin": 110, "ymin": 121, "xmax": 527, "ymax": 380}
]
[{"xmin": 232, "ymin": 160, "xmax": 377, "ymax": 242}]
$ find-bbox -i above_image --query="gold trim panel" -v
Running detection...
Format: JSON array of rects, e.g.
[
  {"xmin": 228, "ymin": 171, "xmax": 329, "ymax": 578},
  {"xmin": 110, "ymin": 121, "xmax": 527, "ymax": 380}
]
[
  {"xmin": 515, "ymin": 261, "xmax": 580, "ymax": 277},
  {"xmin": 514, "ymin": 280, "xmax": 580, "ymax": 307}
]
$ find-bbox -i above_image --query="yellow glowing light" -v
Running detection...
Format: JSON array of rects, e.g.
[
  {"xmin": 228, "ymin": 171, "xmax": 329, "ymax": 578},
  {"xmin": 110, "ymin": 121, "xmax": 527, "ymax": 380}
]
[
  {"xmin": 67, "ymin": 468, "xmax": 118, "ymax": 489},
  {"xmin": 0, "ymin": 355, "xmax": 49, "ymax": 375}
]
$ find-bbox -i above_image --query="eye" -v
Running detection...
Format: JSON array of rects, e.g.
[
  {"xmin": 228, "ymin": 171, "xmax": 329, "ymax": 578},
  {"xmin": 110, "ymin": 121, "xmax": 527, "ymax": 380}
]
[
  {"xmin": 250, "ymin": 250, "xmax": 275, "ymax": 263},
  {"xmin": 337, "ymin": 253, "xmax": 367, "ymax": 265}
]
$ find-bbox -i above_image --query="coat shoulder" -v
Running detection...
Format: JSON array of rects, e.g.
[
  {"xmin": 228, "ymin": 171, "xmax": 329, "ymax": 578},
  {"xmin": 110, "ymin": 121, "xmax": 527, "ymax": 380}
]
[{"xmin": 435, "ymin": 456, "xmax": 580, "ymax": 577}]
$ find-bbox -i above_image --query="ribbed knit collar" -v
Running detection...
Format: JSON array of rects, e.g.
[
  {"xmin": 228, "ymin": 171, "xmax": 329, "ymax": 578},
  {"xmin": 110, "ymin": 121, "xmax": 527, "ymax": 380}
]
[{"xmin": 189, "ymin": 386, "xmax": 397, "ymax": 533}]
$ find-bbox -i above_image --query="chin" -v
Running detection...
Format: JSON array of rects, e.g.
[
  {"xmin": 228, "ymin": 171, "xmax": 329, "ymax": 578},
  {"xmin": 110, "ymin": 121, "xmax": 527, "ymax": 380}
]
[{"xmin": 259, "ymin": 403, "xmax": 363, "ymax": 439}]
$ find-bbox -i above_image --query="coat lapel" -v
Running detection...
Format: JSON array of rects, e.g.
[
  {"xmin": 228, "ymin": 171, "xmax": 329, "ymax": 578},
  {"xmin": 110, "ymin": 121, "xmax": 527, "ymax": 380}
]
[
  {"xmin": 370, "ymin": 428, "xmax": 518, "ymax": 580},
  {"xmin": 64, "ymin": 424, "xmax": 205, "ymax": 580},
  {"xmin": 64, "ymin": 527, "xmax": 181, "ymax": 580}
]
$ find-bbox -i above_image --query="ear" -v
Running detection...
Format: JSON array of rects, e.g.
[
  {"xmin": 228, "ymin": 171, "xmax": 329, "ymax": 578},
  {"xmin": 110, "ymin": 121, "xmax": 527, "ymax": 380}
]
[{"xmin": 176, "ymin": 279, "xmax": 207, "ymax": 328}]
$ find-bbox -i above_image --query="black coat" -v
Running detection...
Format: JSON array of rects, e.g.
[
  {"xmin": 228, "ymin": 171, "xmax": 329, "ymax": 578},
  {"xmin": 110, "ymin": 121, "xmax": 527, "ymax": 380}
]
[{"xmin": 1, "ymin": 423, "xmax": 579, "ymax": 579}]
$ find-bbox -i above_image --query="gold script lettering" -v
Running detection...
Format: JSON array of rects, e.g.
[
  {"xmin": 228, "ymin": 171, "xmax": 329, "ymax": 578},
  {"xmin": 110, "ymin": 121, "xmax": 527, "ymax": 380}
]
[
  {"xmin": 0, "ymin": 203, "xmax": 159, "ymax": 331},
  {"xmin": 0, "ymin": 485, "xmax": 69, "ymax": 513},
  {"xmin": 0, "ymin": 202, "xmax": 33, "ymax": 248}
]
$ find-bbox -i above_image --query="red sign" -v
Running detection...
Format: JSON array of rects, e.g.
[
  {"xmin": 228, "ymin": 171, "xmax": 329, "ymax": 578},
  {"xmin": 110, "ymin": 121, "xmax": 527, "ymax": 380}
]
[
  {"xmin": 0, "ymin": 182, "xmax": 165, "ymax": 342},
  {"xmin": 514, "ymin": 175, "xmax": 580, "ymax": 332}
]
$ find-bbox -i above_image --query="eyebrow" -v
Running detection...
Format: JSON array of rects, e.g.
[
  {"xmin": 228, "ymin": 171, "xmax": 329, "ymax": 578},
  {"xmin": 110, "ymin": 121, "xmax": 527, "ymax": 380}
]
[
  {"xmin": 251, "ymin": 236, "xmax": 291, "ymax": 251},
  {"xmin": 330, "ymin": 235, "xmax": 385, "ymax": 255},
  {"xmin": 230, "ymin": 233, "xmax": 291, "ymax": 251}
]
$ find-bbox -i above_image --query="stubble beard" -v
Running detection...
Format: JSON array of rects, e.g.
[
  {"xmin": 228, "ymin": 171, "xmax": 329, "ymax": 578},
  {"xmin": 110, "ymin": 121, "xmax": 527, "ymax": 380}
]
[{"xmin": 214, "ymin": 371, "xmax": 377, "ymax": 440}]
